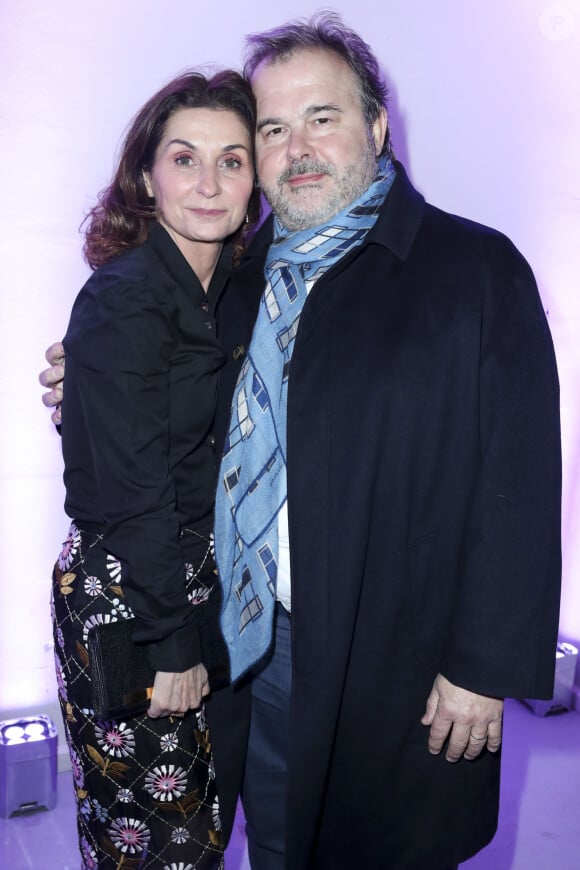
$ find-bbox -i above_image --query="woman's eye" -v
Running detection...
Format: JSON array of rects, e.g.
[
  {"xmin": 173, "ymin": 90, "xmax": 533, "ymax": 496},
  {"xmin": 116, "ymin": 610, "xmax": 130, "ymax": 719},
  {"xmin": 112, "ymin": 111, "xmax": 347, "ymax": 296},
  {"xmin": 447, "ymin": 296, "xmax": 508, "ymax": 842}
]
[
  {"xmin": 221, "ymin": 156, "xmax": 242, "ymax": 170},
  {"xmin": 175, "ymin": 154, "xmax": 194, "ymax": 166}
]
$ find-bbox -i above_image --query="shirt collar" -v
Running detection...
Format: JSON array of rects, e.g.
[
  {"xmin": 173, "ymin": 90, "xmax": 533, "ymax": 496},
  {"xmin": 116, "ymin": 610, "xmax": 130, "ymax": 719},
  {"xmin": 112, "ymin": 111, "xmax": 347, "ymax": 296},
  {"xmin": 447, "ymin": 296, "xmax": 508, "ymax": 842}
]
[{"xmin": 147, "ymin": 220, "xmax": 234, "ymax": 311}]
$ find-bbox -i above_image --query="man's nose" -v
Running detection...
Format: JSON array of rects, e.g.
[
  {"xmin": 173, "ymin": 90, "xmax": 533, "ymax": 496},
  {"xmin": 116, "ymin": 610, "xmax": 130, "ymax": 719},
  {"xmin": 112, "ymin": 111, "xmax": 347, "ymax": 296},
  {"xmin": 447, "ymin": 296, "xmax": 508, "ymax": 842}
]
[
  {"xmin": 287, "ymin": 127, "xmax": 311, "ymax": 161},
  {"xmin": 196, "ymin": 165, "xmax": 221, "ymax": 197}
]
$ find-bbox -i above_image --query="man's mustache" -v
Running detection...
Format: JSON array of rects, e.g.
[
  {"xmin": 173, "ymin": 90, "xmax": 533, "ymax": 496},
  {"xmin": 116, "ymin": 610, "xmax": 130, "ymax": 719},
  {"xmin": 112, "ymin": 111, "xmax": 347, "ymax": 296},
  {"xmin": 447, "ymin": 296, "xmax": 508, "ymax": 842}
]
[{"xmin": 278, "ymin": 160, "xmax": 335, "ymax": 185}]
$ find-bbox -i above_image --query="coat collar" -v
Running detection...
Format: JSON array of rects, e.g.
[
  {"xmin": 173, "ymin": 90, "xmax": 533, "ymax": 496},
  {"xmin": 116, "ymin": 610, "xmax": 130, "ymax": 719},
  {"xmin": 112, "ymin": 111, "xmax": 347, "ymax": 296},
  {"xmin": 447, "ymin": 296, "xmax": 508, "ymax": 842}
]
[{"xmin": 364, "ymin": 160, "xmax": 425, "ymax": 259}]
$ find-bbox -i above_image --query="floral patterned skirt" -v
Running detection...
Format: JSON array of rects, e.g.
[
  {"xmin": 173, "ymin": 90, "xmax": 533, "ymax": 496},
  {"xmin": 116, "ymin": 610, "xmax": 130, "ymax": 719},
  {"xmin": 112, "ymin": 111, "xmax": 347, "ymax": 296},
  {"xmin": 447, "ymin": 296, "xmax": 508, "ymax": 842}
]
[{"xmin": 52, "ymin": 521, "xmax": 224, "ymax": 870}]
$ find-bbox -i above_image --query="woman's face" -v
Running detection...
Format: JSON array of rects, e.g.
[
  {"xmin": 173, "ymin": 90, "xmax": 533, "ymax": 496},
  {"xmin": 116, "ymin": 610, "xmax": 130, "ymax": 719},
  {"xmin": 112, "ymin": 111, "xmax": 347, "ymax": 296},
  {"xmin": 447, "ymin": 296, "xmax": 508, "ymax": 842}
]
[{"xmin": 143, "ymin": 107, "xmax": 254, "ymax": 259}]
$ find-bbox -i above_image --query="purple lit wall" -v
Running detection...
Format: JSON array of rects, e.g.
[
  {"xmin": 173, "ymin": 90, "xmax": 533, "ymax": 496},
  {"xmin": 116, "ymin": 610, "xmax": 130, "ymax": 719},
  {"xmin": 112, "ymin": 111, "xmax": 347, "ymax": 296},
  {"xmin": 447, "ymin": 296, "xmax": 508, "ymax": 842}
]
[{"xmin": 1, "ymin": 2, "xmax": 578, "ymax": 759}]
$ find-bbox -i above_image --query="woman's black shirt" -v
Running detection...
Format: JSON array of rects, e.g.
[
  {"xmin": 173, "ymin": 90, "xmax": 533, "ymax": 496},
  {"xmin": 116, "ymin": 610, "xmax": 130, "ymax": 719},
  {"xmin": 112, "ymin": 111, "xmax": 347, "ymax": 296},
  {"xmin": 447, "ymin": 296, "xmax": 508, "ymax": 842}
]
[{"xmin": 61, "ymin": 221, "xmax": 230, "ymax": 671}]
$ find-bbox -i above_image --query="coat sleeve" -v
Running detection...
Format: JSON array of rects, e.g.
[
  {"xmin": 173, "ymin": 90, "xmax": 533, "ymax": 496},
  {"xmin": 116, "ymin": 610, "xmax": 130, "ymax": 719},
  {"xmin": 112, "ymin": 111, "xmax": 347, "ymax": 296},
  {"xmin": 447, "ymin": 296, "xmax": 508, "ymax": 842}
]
[{"xmin": 440, "ymin": 233, "xmax": 561, "ymax": 700}]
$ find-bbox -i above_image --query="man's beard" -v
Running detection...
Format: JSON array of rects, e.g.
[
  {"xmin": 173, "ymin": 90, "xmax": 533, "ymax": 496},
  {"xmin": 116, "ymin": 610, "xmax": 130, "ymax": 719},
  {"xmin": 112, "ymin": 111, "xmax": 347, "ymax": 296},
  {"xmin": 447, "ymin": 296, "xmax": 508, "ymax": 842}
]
[{"xmin": 260, "ymin": 139, "xmax": 379, "ymax": 232}]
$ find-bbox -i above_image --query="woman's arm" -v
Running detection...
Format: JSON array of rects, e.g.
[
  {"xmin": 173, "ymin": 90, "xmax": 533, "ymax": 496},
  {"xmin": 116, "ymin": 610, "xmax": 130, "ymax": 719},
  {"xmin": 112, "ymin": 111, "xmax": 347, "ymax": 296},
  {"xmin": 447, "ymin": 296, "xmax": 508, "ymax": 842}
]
[{"xmin": 64, "ymin": 265, "xmax": 204, "ymax": 686}]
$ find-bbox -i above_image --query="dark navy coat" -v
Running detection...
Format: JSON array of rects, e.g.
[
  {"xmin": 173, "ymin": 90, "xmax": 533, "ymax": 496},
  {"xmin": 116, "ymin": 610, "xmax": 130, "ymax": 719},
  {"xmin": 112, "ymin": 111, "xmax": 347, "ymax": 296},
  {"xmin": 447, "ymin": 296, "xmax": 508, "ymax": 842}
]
[{"xmin": 209, "ymin": 163, "xmax": 561, "ymax": 869}]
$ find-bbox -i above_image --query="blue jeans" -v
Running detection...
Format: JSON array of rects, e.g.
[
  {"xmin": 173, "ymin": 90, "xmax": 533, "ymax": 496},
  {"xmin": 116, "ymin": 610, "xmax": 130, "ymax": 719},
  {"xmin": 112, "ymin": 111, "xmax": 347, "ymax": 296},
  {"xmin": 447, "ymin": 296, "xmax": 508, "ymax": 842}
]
[{"xmin": 242, "ymin": 604, "xmax": 291, "ymax": 870}]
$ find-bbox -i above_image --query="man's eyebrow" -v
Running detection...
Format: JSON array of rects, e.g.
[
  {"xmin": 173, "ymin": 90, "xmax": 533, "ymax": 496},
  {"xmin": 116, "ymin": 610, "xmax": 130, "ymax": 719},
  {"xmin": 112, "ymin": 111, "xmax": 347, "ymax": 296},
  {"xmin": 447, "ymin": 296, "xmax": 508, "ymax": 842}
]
[
  {"xmin": 304, "ymin": 104, "xmax": 342, "ymax": 117},
  {"xmin": 257, "ymin": 104, "xmax": 342, "ymax": 133},
  {"xmin": 257, "ymin": 118, "xmax": 282, "ymax": 133}
]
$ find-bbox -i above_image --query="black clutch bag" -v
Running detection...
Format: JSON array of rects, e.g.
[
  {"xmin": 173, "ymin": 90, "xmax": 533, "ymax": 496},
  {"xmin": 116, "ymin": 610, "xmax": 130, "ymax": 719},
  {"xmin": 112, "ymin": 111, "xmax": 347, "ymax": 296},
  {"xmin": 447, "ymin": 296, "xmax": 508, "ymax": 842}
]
[{"xmin": 87, "ymin": 618, "xmax": 155, "ymax": 720}]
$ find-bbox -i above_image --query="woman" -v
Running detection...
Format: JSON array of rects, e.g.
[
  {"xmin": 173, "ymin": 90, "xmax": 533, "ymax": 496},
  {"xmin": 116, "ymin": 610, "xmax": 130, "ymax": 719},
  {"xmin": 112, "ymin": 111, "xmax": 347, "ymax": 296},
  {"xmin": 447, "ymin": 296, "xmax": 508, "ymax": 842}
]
[{"xmin": 51, "ymin": 69, "xmax": 259, "ymax": 869}]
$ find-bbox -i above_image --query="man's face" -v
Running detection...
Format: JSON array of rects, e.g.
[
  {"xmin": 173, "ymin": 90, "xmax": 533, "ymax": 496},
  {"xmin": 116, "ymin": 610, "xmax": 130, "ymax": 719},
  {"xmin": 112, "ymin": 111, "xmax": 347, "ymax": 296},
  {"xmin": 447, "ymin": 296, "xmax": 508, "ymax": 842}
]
[{"xmin": 252, "ymin": 48, "xmax": 387, "ymax": 231}]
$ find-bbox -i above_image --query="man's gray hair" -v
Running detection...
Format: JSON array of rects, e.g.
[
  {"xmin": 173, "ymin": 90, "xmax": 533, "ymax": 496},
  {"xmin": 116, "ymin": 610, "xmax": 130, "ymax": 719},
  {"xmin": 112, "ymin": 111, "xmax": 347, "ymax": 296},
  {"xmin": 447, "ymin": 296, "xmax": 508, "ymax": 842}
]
[{"xmin": 243, "ymin": 11, "xmax": 393, "ymax": 158}]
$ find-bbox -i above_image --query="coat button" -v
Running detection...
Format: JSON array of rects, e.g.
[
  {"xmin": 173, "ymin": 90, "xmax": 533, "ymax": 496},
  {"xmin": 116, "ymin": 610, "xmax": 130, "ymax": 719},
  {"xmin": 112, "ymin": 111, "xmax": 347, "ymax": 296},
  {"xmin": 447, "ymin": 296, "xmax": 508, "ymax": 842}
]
[
  {"xmin": 233, "ymin": 345, "xmax": 245, "ymax": 360},
  {"xmin": 208, "ymin": 434, "xmax": 216, "ymax": 448}
]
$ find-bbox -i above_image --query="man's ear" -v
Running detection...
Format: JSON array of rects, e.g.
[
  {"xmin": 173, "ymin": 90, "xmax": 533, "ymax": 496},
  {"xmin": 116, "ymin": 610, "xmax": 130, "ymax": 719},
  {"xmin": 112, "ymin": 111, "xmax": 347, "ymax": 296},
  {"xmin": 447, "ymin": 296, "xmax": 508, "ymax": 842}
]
[{"xmin": 371, "ymin": 107, "xmax": 388, "ymax": 156}]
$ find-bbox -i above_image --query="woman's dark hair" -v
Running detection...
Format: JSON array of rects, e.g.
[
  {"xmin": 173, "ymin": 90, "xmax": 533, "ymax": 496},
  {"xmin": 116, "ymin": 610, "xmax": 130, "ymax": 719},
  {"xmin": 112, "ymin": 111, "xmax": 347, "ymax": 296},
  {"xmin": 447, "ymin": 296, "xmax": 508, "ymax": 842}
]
[
  {"xmin": 244, "ymin": 11, "xmax": 393, "ymax": 159},
  {"xmin": 83, "ymin": 70, "xmax": 260, "ymax": 269}
]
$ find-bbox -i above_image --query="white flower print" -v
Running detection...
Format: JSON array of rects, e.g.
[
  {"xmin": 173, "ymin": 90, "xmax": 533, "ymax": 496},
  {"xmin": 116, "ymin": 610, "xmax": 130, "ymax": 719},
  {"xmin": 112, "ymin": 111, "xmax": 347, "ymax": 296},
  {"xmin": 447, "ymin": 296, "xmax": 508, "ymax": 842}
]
[
  {"xmin": 108, "ymin": 817, "xmax": 150, "ymax": 855},
  {"xmin": 195, "ymin": 706, "xmax": 207, "ymax": 732},
  {"xmin": 160, "ymin": 732, "xmax": 179, "ymax": 753},
  {"xmin": 58, "ymin": 522, "xmax": 81, "ymax": 570},
  {"xmin": 170, "ymin": 827, "xmax": 191, "ymax": 845},
  {"xmin": 94, "ymin": 721, "xmax": 136, "ymax": 758},
  {"xmin": 110, "ymin": 598, "xmax": 132, "ymax": 619},
  {"xmin": 84, "ymin": 575, "xmax": 102, "ymax": 597},
  {"xmin": 82, "ymin": 613, "xmax": 116, "ymax": 644},
  {"xmin": 80, "ymin": 836, "xmax": 98, "ymax": 869},
  {"xmin": 54, "ymin": 655, "xmax": 67, "ymax": 699},
  {"xmin": 106, "ymin": 554, "xmax": 122, "ymax": 582},
  {"xmin": 185, "ymin": 560, "xmax": 212, "ymax": 605},
  {"xmin": 188, "ymin": 586, "xmax": 211, "ymax": 606},
  {"xmin": 163, "ymin": 864, "xmax": 195, "ymax": 870},
  {"xmin": 144, "ymin": 765, "xmax": 188, "ymax": 802},
  {"xmin": 212, "ymin": 795, "xmax": 221, "ymax": 831},
  {"xmin": 117, "ymin": 788, "xmax": 134, "ymax": 804},
  {"xmin": 70, "ymin": 746, "xmax": 84, "ymax": 790}
]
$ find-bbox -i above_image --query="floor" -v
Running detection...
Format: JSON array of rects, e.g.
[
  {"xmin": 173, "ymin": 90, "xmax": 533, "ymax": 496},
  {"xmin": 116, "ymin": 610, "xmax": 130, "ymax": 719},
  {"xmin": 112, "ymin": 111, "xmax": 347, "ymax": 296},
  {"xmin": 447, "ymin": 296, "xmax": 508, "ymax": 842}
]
[{"xmin": 0, "ymin": 699, "xmax": 578, "ymax": 869}]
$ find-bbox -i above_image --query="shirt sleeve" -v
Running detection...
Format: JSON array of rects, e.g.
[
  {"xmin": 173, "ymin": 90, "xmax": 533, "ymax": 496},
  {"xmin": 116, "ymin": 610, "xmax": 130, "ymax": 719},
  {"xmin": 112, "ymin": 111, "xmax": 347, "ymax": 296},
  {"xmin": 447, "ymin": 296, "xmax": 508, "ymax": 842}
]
[{"xmin": 63, "ymin": 266, "xmax": 201, "ymax": 672}]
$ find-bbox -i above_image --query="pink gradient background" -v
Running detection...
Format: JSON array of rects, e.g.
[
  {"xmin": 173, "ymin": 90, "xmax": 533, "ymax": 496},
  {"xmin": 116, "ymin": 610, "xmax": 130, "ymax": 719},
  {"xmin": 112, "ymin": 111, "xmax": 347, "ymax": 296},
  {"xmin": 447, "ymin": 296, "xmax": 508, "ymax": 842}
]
[{"xmin": 1, "ymin": 1, "xmax": 578, "ymax": 762}]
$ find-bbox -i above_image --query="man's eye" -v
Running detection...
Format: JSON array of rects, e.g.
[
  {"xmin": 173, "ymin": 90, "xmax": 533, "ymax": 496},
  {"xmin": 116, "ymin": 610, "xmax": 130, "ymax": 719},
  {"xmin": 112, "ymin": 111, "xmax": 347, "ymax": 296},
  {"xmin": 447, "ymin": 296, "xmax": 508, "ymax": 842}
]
[
  {"xmin": 313, "ymin": 116, "xmax": 332, "ymax": 125},
  {"xmin": 266, "ymin": 126, "xmax": 284, "ymax": 138}
]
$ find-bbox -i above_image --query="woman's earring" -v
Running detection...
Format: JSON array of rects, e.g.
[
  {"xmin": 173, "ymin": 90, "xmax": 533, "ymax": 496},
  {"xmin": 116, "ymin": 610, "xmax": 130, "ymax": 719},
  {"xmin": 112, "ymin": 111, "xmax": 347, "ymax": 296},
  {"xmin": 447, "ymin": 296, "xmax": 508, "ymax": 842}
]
[{"xmin": 244, "ymin": 214, "xmax": 250, "ymax": 225}]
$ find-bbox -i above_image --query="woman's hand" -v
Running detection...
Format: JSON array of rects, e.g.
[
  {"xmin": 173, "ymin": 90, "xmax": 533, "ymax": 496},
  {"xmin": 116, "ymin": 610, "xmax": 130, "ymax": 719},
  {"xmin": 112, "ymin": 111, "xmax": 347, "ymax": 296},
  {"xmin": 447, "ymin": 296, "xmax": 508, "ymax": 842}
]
[{"xmin": 147, "ymin": 664, "xmax": 210, "ymax": 718}]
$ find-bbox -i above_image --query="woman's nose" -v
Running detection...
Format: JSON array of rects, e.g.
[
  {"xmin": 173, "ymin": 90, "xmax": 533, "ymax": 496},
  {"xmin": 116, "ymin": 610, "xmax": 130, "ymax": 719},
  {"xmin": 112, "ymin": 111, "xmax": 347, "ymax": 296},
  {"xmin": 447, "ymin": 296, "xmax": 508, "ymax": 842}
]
[{"xmin": 196, "ymin": 165, "xmax": 221, "ymax": 197}]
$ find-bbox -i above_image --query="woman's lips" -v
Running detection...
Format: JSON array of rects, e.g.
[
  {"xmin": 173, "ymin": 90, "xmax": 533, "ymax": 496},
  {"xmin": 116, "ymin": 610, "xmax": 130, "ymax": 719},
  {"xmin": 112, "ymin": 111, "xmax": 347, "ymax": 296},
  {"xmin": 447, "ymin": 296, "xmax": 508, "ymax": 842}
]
[{"xmin": 188, "ymin": 208, "xmax": 227, "ymax": 217}]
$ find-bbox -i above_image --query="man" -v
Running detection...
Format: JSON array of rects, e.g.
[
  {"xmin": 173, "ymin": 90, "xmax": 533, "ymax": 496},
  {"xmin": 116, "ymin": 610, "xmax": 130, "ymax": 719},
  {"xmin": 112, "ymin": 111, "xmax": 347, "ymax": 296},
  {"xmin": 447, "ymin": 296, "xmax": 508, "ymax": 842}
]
[{"xmin": 42, "ymin": 13, "xmax": 561, "ymax": 870}]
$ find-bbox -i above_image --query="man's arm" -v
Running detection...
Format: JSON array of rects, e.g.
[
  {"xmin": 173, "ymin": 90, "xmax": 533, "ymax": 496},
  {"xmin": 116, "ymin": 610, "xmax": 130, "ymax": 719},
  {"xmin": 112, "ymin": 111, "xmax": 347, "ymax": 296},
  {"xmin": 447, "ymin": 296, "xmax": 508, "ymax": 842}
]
[
  {"xmin": 422, "ymin": 235, "xmax": 560, "ymax": 764},
  {"xmin": 39, "ymin": 341, "xmax": 64, "ymax": 424}
]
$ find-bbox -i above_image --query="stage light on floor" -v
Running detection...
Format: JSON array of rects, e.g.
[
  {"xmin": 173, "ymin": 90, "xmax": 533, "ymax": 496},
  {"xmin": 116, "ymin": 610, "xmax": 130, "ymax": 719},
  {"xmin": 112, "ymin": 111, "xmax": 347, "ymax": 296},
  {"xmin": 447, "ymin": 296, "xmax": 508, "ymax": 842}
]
[
  {"xmin": 523, "ymin": 641, "xmax": 579, "ymax": 716},
  {"xmin": 0, "ymin": 714, "xmax": 58, "ymax": 817}
]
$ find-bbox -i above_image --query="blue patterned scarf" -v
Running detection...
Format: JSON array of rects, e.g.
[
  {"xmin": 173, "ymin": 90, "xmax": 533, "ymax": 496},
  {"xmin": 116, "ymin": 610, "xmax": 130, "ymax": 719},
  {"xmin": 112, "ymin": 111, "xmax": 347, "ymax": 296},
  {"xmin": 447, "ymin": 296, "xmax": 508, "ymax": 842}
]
[{"xmin": 215, "ymin": 156, "xmax": 396, "ymax": 681}]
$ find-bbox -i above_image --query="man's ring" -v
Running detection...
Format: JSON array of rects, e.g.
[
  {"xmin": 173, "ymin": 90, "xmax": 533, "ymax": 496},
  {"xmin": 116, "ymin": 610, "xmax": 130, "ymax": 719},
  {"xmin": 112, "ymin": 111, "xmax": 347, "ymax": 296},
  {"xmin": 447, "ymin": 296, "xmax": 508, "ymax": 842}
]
[{"xmin": 470, "ymin": 733, "xmax": 487, "ymax": 741}]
